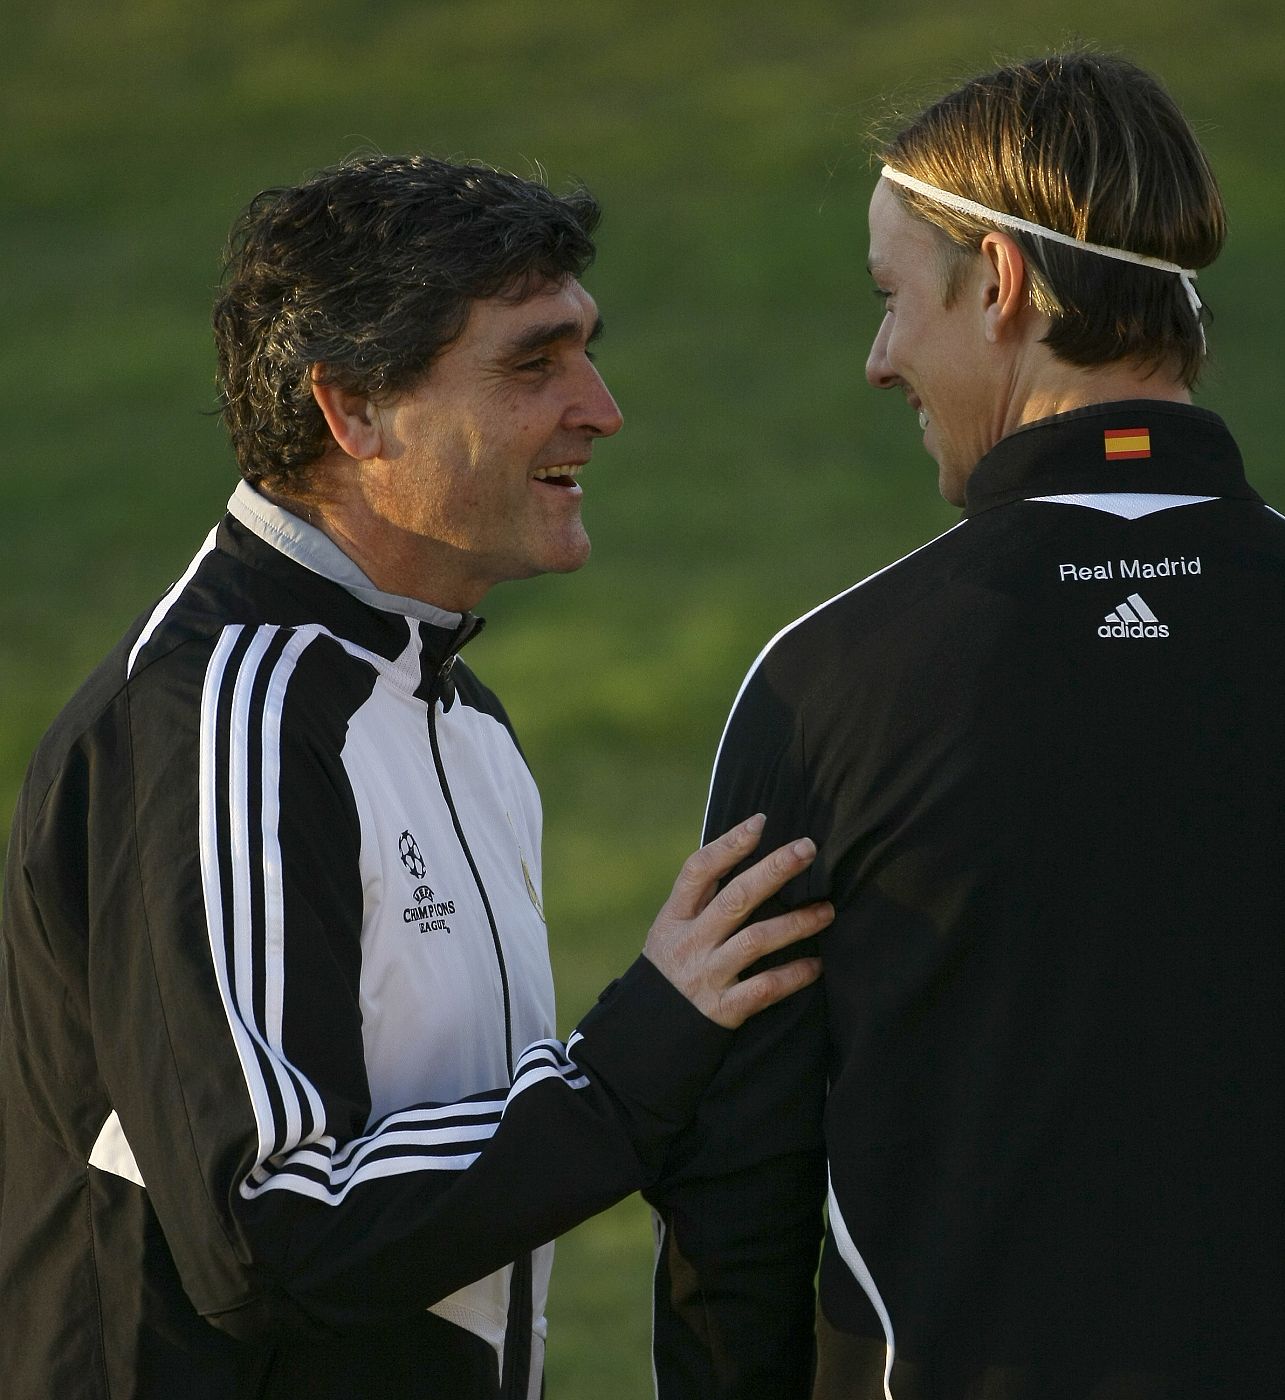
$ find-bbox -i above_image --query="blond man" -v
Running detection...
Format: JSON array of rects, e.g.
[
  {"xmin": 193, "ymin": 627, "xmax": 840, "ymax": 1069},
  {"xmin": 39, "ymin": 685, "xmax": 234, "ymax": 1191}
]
[{"xmin": 649, "ymin": 53, "xmax": 1282, "ymax": 1400}]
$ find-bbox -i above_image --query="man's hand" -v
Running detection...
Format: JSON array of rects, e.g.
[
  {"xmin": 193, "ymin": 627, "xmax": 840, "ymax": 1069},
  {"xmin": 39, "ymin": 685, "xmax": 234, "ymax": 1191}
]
[{"xmin": 643, "ymin": 813, "xmax": 831, "ymax": 1029}]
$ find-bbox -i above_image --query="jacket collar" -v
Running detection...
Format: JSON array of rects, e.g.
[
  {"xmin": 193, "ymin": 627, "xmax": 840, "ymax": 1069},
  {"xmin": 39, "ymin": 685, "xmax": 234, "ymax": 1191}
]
[
  {"xmin": 223, "ymin": 482, "xmax": 483, "ymax": 690},
  {"xmin": 963, "ymin": 400, "xmax": 1258, "ymax": 518}
]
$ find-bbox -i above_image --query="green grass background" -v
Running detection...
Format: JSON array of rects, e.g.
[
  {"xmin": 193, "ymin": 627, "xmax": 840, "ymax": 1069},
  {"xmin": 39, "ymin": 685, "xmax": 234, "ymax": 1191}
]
[{"xmin": 3, "ymin": 1, "xmax": 1283, "ymax": 1393}]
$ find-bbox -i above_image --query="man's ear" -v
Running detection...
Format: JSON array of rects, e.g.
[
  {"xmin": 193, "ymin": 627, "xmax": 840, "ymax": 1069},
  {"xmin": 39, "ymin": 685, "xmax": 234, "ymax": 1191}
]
[
  {"xmin": 978, "ymin": 231, "xmax": 1029, "ymax": 344},
  {"xmin": 310, "ymin": 366, "xmax": 383, "ymax": 460}
]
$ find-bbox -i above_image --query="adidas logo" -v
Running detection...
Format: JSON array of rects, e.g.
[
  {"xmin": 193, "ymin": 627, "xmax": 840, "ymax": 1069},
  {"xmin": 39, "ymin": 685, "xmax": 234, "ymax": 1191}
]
[{"xmin": 1098, "ymin": 592, "xmax": 1169, "ymax": 639}]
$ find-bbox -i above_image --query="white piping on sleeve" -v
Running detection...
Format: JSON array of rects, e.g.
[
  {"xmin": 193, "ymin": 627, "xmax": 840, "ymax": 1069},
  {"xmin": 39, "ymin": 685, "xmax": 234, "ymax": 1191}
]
[
  {"xmin": 827, "ymin": 1171, "xmax": 897, "ymax": 1399},
  {"xmin": 702, "ymin": 522, "xmax": 969, "ymax": 836},
  {"xmin": 126, "ymin": 526, "xmax": 219, "ymax": 678},
  {"xmin": 650, "ymin": 1207, "xmax": 665, "ymax": 1400}
]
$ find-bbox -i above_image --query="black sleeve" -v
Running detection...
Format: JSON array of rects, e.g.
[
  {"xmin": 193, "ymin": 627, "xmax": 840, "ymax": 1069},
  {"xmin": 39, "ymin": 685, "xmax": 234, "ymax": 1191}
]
[
  {"xmin": 6, "ymin": 632, "xmax": 732, "ymax": 1342},
  {"xmin": 646, "ymin": 661, "xmax": 828, "ymax": 1399}
]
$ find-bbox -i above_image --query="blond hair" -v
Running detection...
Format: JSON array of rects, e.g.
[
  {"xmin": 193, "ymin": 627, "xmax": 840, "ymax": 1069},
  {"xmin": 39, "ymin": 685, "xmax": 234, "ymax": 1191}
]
[{"xmin": 880, "ymin": 53, "xmax": 1226, "ymax": 386}]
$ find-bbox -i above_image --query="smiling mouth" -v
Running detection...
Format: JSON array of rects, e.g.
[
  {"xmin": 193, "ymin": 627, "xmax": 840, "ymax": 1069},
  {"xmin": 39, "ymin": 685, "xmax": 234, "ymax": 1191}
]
[{"xmin": 532, "ymin": 463, "xmax": 584, "ymax": 489}]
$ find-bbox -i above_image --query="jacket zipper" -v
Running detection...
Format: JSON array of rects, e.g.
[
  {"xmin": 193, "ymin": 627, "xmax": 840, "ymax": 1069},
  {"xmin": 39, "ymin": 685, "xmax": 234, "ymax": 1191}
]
[
  {"xmin": 426, "ymin": 660, "xmax": 532, "ymax": 1398},
  {"xmin": 426, "ymin": 660, "xmax": 515, "ymax": 1078}
]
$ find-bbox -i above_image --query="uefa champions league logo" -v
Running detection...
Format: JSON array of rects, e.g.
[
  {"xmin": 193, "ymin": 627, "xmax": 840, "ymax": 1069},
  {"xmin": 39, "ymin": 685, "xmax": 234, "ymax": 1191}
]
[{"xmin": 398, "ymin": 830, "xmax": 426, "ymax": 880}]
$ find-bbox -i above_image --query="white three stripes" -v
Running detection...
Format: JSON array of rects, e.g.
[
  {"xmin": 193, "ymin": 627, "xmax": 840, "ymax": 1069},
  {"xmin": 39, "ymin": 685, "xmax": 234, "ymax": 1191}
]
[{"xmin": 197, "ymin": 623, "xmax": 590, "ymax": 1206}]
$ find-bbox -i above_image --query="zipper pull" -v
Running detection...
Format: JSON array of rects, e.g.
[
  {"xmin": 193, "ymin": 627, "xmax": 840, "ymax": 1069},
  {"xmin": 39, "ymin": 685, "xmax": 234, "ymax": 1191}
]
[{"xmin": 437, "ymin": 655, "xmax": 457, "ymax": 710}]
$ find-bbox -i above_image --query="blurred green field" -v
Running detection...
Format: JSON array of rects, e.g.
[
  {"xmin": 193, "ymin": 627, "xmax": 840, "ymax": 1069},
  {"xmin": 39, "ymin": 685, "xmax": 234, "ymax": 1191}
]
[{"xmin": 4, "ymin": 1, "xmax": 1283, "ymax": 1394}]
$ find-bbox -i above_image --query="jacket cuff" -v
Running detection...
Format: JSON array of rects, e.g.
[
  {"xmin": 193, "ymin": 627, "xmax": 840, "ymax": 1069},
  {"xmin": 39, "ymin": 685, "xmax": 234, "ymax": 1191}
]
[{"xmin": 570, "ymin": 955, "xmax": 732, "ymax": 1147}]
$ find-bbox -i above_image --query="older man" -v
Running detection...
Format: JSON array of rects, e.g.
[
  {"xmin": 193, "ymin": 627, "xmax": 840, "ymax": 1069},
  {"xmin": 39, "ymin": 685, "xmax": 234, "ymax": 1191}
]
[
  {"xmin": 0, "ymin": 156, "xmax": 830, "ymax": 1400},
  {"xmin": 649, "ymin": 54, "xmax": 1283, "ymax": 1400}
]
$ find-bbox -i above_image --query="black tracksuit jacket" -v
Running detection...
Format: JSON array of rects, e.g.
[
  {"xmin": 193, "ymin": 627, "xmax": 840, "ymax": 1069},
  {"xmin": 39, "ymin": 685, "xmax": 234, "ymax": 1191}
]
[
  {"xmin": 647, "ymin": 402, "xmax": 1285, "ymax": 1400},
  {"xmin": 0, "ymin": 490, "xmax": 730, "ymax": 1399}
]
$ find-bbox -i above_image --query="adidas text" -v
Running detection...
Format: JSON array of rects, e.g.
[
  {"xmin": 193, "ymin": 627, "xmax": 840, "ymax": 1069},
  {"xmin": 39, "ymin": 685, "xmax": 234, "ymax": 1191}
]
[
  {"xmin": 1099, "ymin": 592, "xmax": 1168, "ymax": 639},
  {"xmin": 1098, "ymin": 621, "xmax": 1169, "ymax": 639}
]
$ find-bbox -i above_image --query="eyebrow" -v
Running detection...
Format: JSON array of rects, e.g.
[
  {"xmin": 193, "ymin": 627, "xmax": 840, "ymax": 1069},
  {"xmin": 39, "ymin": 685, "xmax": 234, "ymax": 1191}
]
[{"xmin": 505, "ymin": 315, "xmax": 605, "ymax": 358}]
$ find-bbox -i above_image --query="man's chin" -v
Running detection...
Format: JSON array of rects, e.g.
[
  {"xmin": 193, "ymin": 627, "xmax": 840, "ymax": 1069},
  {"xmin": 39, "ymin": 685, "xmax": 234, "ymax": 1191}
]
[
  {"xmin": 550, "ymin": 541, "xmax": 592, "ymax": 574},
  {"xmin": 937, "ymin": 480, "xmax": 967, "ymax": 509},
  {"xmin": 516, "ymin": 535, "xmax": 592, "ymax": 581},
  {"xmin": 935, "ymin": 457, "xmax": 971, "ymax": 510},
  {"xmin": 551, "ymin": 528, "xmax": 592, "ymax": 574}
]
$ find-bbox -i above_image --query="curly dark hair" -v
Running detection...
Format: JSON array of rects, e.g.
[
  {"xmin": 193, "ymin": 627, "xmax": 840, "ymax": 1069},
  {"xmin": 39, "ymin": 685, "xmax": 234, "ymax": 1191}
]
[
  {"xmin": 879, "ymin": 53, "xmax": 1226, "ymax": 387},
  {"xmin": 212, "ymin": 155, "xmax": 601, "ymax": 486}
]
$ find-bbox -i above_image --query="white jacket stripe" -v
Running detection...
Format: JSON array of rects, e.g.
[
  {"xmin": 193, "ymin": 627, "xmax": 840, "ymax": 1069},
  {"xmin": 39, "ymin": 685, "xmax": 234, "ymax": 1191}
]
[
  {"xmin": 200, "ymin": 625, "xmax": 278, "ymax": 1171},
  {"xmin": 827, "ymin": 1171, "xmax": 897, "ymax": 1399},
  {"xmin": 126, "ymin": 526, "xmax": 219, "ymax": 679},
  {"xmin": 199, "ymin": 622, "xmax": 576, "ymax": 1205}
]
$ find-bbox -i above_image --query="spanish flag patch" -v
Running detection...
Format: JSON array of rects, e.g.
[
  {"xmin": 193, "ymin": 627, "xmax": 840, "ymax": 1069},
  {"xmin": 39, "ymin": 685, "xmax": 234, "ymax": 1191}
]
[{"xmin": 1104, "ymin": 428, "xmax": 1152, "ymax": 460}]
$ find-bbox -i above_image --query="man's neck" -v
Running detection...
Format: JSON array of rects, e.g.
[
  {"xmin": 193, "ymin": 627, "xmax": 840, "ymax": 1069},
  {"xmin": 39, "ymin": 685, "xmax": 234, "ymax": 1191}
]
[
  {"xmin": 1009, "ymin": 360, "xmax": 1191, "ymax": 437},
  {"xmin": 255, "ymin": 477, "xmax": 483, "ymax": 614}
]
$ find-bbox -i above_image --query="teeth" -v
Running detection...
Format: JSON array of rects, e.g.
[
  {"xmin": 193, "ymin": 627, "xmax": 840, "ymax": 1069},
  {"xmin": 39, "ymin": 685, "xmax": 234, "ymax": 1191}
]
[
  {"xmin": 532, "ymin": 464, "xmax": 583, "ymax": 481},
  {"xmin": 917, "ymin": 410, "xmax": 929, "ymax": 430}
]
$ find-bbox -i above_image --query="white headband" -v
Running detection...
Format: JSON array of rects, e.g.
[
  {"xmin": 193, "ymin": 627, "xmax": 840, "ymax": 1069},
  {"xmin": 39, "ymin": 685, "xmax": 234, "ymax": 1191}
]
[{"xmin": 880, "ymin": 164, "xmax": 1204, "ymax": 343}]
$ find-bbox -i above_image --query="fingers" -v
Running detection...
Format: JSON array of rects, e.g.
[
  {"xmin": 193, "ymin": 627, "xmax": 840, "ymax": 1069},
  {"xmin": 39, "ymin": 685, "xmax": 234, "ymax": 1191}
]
[
  {"xmin": 704, "ymin": 899, "xmax": 833, "ymax": 1029},
  {"xmin": 666, "ymin": 813, "xmax": 767, "ymax": 918},
  {"xmin": 719, "ymin": 898, "xmax": 834, "ymax": 973},
  {"xmin": 645, "ymin": 820, "xmax": 830, "ymax": 1030},
  {"xmin": 706, "ymin": 836, "xmax": 819, "ymax": 931},
  {"xmin": 717, "ymin": 953, "xmax": 825, "ymax": 1029}
]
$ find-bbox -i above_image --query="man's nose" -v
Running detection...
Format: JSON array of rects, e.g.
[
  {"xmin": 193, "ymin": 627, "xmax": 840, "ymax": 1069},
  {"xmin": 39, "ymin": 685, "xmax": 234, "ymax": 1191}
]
[
  {"xmin": 578, "ymin": 365, "xmax": 624, "ymax": 438},
  {"xmin": 865, "ymin": 317, "xmax": 897, "ymax": 389}
]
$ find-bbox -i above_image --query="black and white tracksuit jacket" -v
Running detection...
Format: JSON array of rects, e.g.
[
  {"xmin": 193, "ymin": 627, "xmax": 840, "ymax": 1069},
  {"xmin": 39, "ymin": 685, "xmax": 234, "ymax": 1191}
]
[
  {"xmin": 0, "ymin": 483, "xmax": 730, "ymax": 1400},
  {"xmin": 647, "ymin": 402, "xmax": 1285, "ymax": 1400}
]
